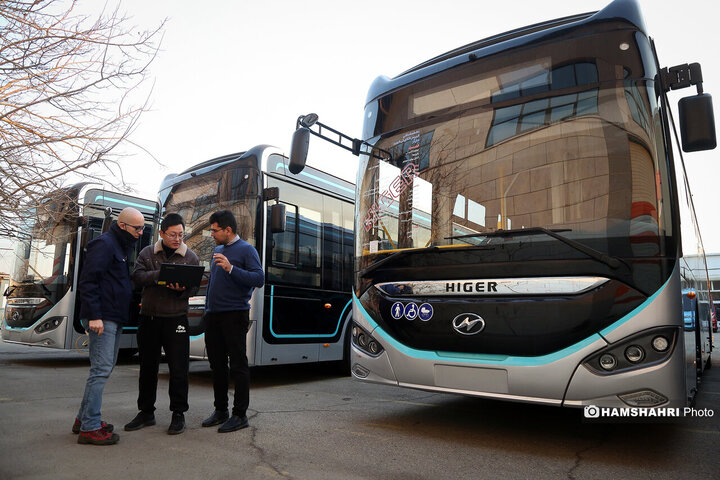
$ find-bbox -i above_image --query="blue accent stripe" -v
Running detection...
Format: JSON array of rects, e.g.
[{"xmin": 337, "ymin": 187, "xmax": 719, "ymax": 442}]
[
  {"xmin": 599, "ymin": 273, "xmax": 672, "ymax": 337},
  {"xmin": 89, "ymin": 194, "xmax": 157, "ymax": 212},
  {"xmin": 295, "ymin": 170, "xmax": 355, "ymax": 197},
  {"xmin": 269, "ymin": 285, "xmax": 351, "ymax": 338},
  {"xmin": 353, "ymin": 292, "xmax": 605, "ymax": 367}
]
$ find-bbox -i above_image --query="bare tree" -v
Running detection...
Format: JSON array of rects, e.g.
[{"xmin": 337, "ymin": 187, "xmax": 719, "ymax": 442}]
[{"xmin": 0, "ymin": 0, "xmax": 164, "ymax": 238}]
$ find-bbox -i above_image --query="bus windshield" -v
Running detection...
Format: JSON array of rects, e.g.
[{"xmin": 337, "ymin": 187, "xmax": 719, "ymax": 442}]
[
  {"xmin": 9, "ymin": 187, "xmax": 80, "ymax": 303},
  {"xmin": 161, "ymin": 164, "xmax": 260, "ymax": 268},
  {"xmin": 358, "ymin": 24, "xmax": 671, "ymax": 268}
]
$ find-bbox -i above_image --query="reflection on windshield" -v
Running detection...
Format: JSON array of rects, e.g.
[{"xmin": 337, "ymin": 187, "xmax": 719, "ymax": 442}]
[
  {"xmin": 11, "ymin": 189, "xmax": 79, "ymax": 301},
  {"xmin": 162, "ymin": 165, "xmax": 259, "ymax": 269},
  {"xmin": 359, "ymin": 52, "xmax": 668, "ymax": 264}
]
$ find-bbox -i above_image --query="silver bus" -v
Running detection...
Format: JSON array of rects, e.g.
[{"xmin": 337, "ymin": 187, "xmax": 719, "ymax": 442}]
[{"xmin": 289, "ymin": 0, "xmax": 716, "ymax": 408}]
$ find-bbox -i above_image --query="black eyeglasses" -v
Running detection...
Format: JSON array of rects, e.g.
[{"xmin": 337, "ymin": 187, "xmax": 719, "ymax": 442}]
[{"xmin": 121, "ymin": 222, "xmax": 145, "ymax": 232}]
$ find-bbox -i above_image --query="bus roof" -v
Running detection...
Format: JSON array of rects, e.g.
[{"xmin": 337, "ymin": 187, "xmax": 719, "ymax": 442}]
[{"xmin": 365, "ymin": 0, "xmax": 647, "ymax": 105}]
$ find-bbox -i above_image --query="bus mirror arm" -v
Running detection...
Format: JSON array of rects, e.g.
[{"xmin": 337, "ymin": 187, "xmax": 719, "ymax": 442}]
[
  {"xmin": 289, "ymin": 113, "xmax": 392, "ymax": 174},
  {"xmin": 657, "ymin": 62, "xmax": 716, "ymax": 152}
]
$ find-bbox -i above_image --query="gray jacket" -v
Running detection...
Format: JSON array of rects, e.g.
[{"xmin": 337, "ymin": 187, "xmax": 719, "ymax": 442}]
[{"xmin": 132, "ymin": 239, "xmax": 201, "ymax": 317}]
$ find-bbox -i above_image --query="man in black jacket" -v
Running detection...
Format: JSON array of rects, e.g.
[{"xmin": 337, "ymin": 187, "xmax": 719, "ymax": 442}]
[
  {"xmin": 74, "ymin": 207, "xmax": 145, "ymax": 445},
  {"xmin": 124, "ymin": 213, "xmax": 200, "ymax": 435}
]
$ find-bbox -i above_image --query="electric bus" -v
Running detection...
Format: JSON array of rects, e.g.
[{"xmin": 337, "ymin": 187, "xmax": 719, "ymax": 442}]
[
  {"xmin": 2, "ymin": 185, "xmax": 158, "ymax": 354},
  {"xmin": 289, "ymin": 0, "xmax": 716, "ymax": 408},
  {"xmin": 158, "ymin": 146, "xmax": 355, "ymax": 366}
]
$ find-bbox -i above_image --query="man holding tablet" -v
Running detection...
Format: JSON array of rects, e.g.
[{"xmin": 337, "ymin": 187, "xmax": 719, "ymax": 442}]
[{"xmin": 124, "ymin": 213, "xmax": 200, "ymax": 435}]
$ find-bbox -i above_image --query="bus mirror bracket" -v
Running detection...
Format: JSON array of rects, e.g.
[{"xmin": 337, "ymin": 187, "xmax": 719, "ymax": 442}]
[
  {"xmin": 289, "ymin": 113, "xmax": 393, "ymax": 174},
  {"xmin": 659, "ymin": 62, "xmax": 717, "ymax": 152},
  {"xmin": 263, "ymin": 187, "xmax": 280, "ymax": 202}
]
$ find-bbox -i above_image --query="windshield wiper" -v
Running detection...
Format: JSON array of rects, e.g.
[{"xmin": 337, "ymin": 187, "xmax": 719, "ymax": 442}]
[
  {"xmin": 359, "ymin": 243, "xmax": 497, "ymax": 278},
  {"xmin": 447, "ymin": 227, "xmax": 627, "ymax": 270},
  {"xmin": 359, "ymin": 247, "xmax": 438, "ymax": 278}
]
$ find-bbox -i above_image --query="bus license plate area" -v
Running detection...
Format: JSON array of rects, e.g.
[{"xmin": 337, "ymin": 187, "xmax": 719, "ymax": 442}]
[{"xmin": 433, "ymin": 365, "xmax": 508, "ymax": 394}]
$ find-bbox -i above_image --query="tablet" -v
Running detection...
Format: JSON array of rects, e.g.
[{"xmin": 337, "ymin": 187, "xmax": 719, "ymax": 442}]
[{"xmin": 157, "ymin": 263, "xmax": 205, "ymax": 288}]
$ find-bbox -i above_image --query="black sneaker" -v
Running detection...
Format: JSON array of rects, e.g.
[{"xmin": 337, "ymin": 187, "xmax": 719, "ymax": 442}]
[
  {"xmin": 218, "ymin": 415, "xmax": 249, "ymax": 433},
  {"xmin": 168, "ymin": 412, "xmax": 185, "ymax": 435},
  {"xmin": 201, "ymin": 409, "xmax": 229, "ymax": 427},
  {"xmin": 124, "ymin": 411, "xmax": 156, "ymax": 431}
]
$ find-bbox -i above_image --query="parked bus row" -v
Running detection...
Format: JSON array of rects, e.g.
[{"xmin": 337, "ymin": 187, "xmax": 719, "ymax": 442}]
[
  {"xmin": 3, "ymin": 0, "xmax": 716, "ymax": 410},
  {"xmin": 2, "ymin": 148, "xmax": 356, "ymax": 368}
]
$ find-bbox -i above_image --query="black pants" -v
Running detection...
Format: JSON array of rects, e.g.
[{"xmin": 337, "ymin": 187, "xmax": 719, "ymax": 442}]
[
  {"xmin": 204, "ymin": 310, "xmax": 250, "ymax": 417},
  {"xmin": 137, "ymin": 315, "xmax": 189, "ymax": 413}
]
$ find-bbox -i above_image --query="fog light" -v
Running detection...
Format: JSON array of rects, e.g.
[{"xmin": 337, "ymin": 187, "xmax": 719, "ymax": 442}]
[
  {"xmin": 652, "ymin": 336, "xmax": 669, "ymax": 352},
  {"xmin": 599, "ymin": 354, "xmax": 617, "ymax": 371},
  {"xmin": 618, "ymin": 390, "xmax": 668, "ymax": 407},
  {"xmin": 352, "ymin": 364, "xmax": 370, "ymax": 378},
  {"xmin": 624, "ymin": 345, "xmax": 645, "ymax": 363}
]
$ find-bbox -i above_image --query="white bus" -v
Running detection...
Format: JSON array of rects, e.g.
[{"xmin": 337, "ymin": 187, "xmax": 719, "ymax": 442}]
[
  {"xmin": 158, "ymin": 146, "xmax": 355, "ymax": 367},
  {"xmin": 2, "ymin": 184, "xmax": 158, "ymax": 354}
]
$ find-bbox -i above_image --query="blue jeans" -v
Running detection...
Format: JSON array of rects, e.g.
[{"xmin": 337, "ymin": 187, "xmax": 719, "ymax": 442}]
[{"xmin": 77, "ymin": 320, "xmax": 122, "ymax": 432}]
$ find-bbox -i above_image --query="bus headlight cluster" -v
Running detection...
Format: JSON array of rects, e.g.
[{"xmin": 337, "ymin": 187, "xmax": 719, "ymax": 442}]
[
  {"xmin": 351, "ymin": 323, "xmax": 384, "ymax": 357},
  {"xmin": 583, "ymin": 327, "xmax": 677, "ymax": 375},
  {"xmin": 34, "ymin": 316, "xmax": 65, "ymax": 334}
]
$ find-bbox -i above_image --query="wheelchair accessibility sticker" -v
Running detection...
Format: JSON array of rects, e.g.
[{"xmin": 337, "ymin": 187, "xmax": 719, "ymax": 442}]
[{"xmin": 391, "ymin": 302, "xmax": 433, "ymax": 321}]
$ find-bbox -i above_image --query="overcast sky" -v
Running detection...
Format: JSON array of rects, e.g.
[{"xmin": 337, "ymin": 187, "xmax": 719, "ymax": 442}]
[{"xmin": 80, "ymin": 0, "xmax": 720, "ymax": 252}]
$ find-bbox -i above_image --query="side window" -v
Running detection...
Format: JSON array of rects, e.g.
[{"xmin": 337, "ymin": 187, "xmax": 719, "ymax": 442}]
[
  {"xmin": 323, "ymin": 196, "xmax": 344, "ymax": 291},
  {"xmin": 266, "ymin": 179, "xmax": 321, "ymax": 288},
  {"xmin": 342, "ymin": 201, "xmax": 354, "ymax": 291},
  {"xmin": 297, "ymin": 206, "xmax": 321, "ymax": 287}
]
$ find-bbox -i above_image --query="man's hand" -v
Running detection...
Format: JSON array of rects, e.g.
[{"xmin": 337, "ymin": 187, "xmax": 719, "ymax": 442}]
[
  {"xmin": 166, "ymin": 282, "xmax": 187, "ymax": 292},
  {"xmin": 88, "ymin": 319, "xmax": 104, "ymax": 336},
  {"xmin": 213, "ymin": 253, "xmax": 233, "ymax": 273}
]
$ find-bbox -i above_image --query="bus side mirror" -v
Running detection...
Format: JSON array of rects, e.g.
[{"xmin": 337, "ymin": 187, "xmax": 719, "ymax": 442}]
[
  {"xmin": 289, "ymin": 127, "xmax": 310, "ymax": 174},
  {"xmin": 270, "ymin": 203, "xmax": 286, "ymax": 234},
  {"xmin": 679, "ymin": 93, "xmax": 717, "ymax": 152}
]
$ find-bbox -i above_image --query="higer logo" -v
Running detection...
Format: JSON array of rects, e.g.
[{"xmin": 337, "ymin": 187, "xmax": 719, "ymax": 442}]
[{"xmin": 451, "ymin": 313, "xmax": 486, "ymax": 335}]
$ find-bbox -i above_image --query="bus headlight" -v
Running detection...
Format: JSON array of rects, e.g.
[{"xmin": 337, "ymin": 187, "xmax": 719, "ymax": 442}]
[
  {"xmin": 624, "ymin": 345, "xmax": 645, "ymax": 363},
  {"xmin": 583, "ymin": 327, "xmax": 677, "ymax": 375},
  {"xmin": 599, "ymin": 354, "xmax": 617, "ymax": 371},
  {"xmin": 651, "ymin": 336, "xmax": 669, "ymax": 352},
  {"xmin": 351, "ymin": 322, "xmax": 384, "ymax": 357}
]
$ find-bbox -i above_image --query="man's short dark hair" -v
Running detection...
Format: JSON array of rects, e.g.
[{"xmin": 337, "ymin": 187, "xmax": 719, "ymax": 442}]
[
  {"xmin": 161, "ymin": 213, "xmax": 185, "ymax": 232},
  {"xmin": 209, "ymin": 209, "xmax": 237, "ymax": 234}
]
